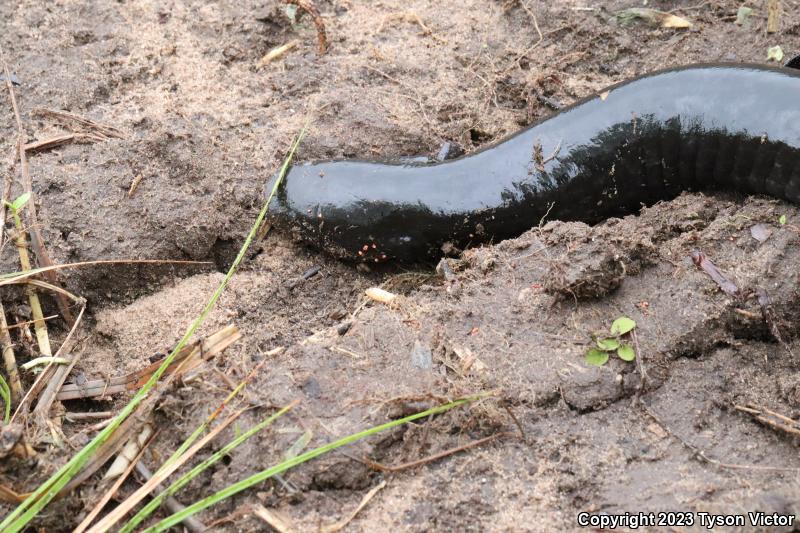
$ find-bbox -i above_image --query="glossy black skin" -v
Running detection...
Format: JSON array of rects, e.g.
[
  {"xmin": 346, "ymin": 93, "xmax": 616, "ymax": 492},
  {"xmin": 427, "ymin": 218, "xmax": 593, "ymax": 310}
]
[{"xmin": 266, "ymin": 64, "xmax": 800, "ymax": 262}]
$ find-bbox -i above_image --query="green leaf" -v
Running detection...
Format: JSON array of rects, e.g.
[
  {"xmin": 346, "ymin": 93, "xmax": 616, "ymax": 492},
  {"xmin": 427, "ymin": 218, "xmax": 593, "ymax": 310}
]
[
  {"xmin": 11, "ymin": 192, "xmax": 30, "ymax": 212},
  {"xmin": 0, "ymin": 374, "xmax": 10, "ymax": 424},
  {"xmin": 285, "ymin": 4, "xmax": 298, "ymax": 24},
  {"xmin": 597, "ymin": 337, "xmax": 620, "ymax": 351},
  {"xmin": 610, "ymin": 316, "xmax": 636, "ymax": 336},
  {"xmin": 617, "ymin": 344, "xmax": 636, "ymax": 361},
  {"xmin": 779, "ymin": 214, "xmax": 787, "ymax": 225},
  {"xmin": 137, "ymin": 396, "xmax": 483, "ymax": 533},
  {"xmin": 585, "ymin": 348, "xmax": 609, "ymax": 367},
  {"xmin": 735, "ymin": 6, "xmax": 753, "ymax": 26},
  {"xmin": 767, "ymin": 45, "xmax": 784, "ymax": 62}
]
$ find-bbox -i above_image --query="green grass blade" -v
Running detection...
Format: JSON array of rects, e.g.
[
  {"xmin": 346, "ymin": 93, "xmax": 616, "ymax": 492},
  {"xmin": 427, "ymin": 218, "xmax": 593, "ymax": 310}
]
[
  {"xmin": 0, "ymin": 129, "xmax": 306, "ymax": 533},
  {"xmin": 156, "ymin": 370, "xmax": 258, "ymax": 476},
  {"xmin": 141, "ymin": 395, "xmax": 483, "ymax": 533},
  {"xmin": 120, "ymin": 402, "xmax": 296, "ymax": 533},
  {"xmin": 0, "ymin": 374, "xmax": 10, "ymax": 423}
]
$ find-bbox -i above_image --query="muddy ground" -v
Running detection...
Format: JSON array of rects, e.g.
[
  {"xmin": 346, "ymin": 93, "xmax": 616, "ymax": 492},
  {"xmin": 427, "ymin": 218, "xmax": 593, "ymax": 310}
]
[{"xmin": 2, "ymin": 0, "xmax": 800, "ymax": 531}]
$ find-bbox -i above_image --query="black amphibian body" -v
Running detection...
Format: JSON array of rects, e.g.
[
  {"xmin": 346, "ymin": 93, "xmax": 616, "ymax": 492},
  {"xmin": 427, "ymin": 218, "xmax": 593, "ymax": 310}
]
[{"xmin": 266, "ymin": 63, "xmax": 800, "ymax": 262}]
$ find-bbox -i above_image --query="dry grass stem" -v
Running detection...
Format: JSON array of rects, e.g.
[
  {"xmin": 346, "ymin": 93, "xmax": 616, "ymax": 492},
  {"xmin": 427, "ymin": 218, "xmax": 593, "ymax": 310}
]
[
  {"xmin": 56, "ymin": 324, "xmax": 241, "ymax": 401},
  {"xmin": 84, "ymin": 409, "xmax": 246, "ymax": 533},
  {"xmin": 252, "ymin": 504, "xmax": 294, "ymax": 533},
  {"xmin": 320, "ymin": 480, "xmax": 387, "ymax": 533},
  {"xmin": 258, "ymin": 40, "xmax": 299, "ymax": 67},
  {"xmin": 72, "ymin": 431, "xmax": 154, "ymax": 533}
]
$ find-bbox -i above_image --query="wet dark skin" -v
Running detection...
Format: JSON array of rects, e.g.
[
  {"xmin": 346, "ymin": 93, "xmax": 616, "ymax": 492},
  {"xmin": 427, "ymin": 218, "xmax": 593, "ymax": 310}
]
[{"xmin": 266, "ymin": 63, "xmax": 800, "ymax": 262}]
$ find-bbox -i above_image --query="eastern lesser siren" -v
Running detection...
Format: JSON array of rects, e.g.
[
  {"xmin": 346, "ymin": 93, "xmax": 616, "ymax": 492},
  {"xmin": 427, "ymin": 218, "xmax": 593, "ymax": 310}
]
[{"xmin": 266, "ymin": 63, "xmax": 800, "ymax": 262}]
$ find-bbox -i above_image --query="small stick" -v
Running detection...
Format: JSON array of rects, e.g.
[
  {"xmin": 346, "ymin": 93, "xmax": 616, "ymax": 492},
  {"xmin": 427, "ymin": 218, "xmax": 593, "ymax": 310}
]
[
  {"xmin": 258, "ymin": 40, "xmax": 299, "ymax": 67},
  {"xmin": 0, "ymin": 303, "xmax": 21, "ymax": 401},
  {"xmin": 32, "ymin": 302, "xmax": 85, "ymax": 420},
  {"xmin": 631, "ymin": 329, "xmax": 648, "ymax": 395},
  {"xmin": 501, "ymin": 402, "xmax": 526, "ymax": 441},
  {"xmin": 32, "ymin": 108, "xmax": 124, "ymax": 139},
  {"xmin": 65, "ymin": 411, "xmax": 113, "ymax": 421},
  {"xmin": 127, "ymin": 174, "xmax": 143, "ymax": 198},
  {"xmin": 134, "ymin": 462, "xmax": 207, "ymax": 533},
  {"xmin": 72, "ymin": 431, "xmax": 155, "ymax": 533},
  {"xmin": 361, "ymin": 432, "xmax": 510, "ymax": 472},
  {"xmin": 283, "ymin": 0, "xmax": 328, "ymax": 54},
  {"xmin": 15, "ymin": 304, "xmax": 84, "ymax": 422},
  {"xmin": 690, "ymin": 250, "xmax": 738, "ymax": 295},
  {"xmin": 321, "ymin": 480, "xmax": 387, "ymax": 533},
  {"xmin": 0, "ymin": 258, "xmax": 209, "ymax": 288},
  {"xmin": 767, "ymin": 0, "xmax": 781, "ymax": 33},
  {"xmin": 85, "ymin": 409, "xmax": 246, "ymax": 533},
  {"xmin": 10, "ymin": 196, "xmax": 53, "ymax": 358},
  {"xmin": 734, "ymin": 403, "xmax": 800, "ymax": 437},
  {"xmin": 364, "ymin": 287, "xmax": 397, "ymax": 304},
  {"xmin": 639, "ymin": 400, "xmax": 800, "ymax": 472},
  {"xmin": 252, "ymin": 504, "xmax": 293, "ymax": 533},
  {"xmin": 3, "ymin": 59, "xmax": 76, "ymax": 327},
  {"xmin": 24, "ymin": 133, "xmax": 80, "ymax": 153},
  {"xmin": 2, "ymin": 314, "xmax": 58, "ymax": 331}
]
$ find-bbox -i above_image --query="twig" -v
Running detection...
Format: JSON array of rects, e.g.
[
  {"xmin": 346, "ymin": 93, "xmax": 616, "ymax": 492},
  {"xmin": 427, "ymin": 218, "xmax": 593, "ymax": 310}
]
[
  {"xmin": 10, "ymin": 192, "xmax": 53, "ymax": 358},
  {"xmin": 361, "ymin": 432, "xmax": 510, "ymax": 472},
  {"xmin": 321, "ymin": 480, "xmax": 387, "ymax": 533},
  {"xmin": 767, "ymin": 0, "xmax": 781, "ymax": 33},
  {"xmin": 31, "ymin": 108, "xmax": 124, "ymax": 139},
  {"xmin": 501, "ymin": 402, "xmax": 526, "ymax": 441},
  {"xmin": 133, "ymin": 463, "xmax": 207, "ymax": 533},
  {"xmin": 72, "ymin": 431, "xmax": 155, "ymax": 533},
  {"xmin": 24, "ymin": 133, "xmax": 105, "ymax": 153},
  {"xmin": 84, "ymin": 409, "xmax": 246, "ymax": 533},
  {"xmin": 639, "ymin": 401, "xmax": 800, "ymax": 472},
  {"xmin": 376, "ymin": 12, "xmax": 447, "ymax": 44},
  {"xmin": 65, "ymin": 411, "xmax": 113, "ymax": 421},
  {"xmin": 0, "ymin": 305, "xmax": 21, "ymax": 401},
  {"xmin": 2, "ymin": 314, "xmax": 57, "ymax": 331},
  {"xmin": 3, "ymin": 63, "xmax": 77, "ymax": 327},
  {"xmin": 127, "ymin": 174, "xmax": 143, "ymax": 198},
  {"xmin": 283, "ymin": 0, "xmax": 328, "ymax": 54},
  {"xmin": 20, "ymin": 356, "xmax": 70, "ymax": 370},
  {"xmin": 252, "ymin": 504, "xmax": 293, "ymax": 533},
  {"xmin": 631, "ymin": 329, "xmax": 648, "ymax": 395},
  {"xmin": 0, "ymin": 165, "xmax": 18, "ymax": 401},
  {"xmin": 55, "ymin": 324, "xmax": 241, "ymax": 401},
  {"xmin": 258, "ymin": 40, "xmax": 299, "ymax": 67},
  {"xmin": 690, "ymin": 250, "xmax": 738, "ymax": 295},
  {"xmin": 0, "ymin": 258, "xmax": 208, "ymax": 288},
  {"xmin": 734, "ymin": 403, "xmax": 800, "ymax": 438},
  {"xmin": 32, "ymin": 304, "xmax": 86, "ymax": 420}
]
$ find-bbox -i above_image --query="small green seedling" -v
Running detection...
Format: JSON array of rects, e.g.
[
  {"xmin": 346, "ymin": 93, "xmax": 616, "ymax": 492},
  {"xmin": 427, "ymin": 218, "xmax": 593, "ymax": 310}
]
[
  {"xmin": 767, "ymin": 45, "xmax": 784, "ymax": 62},
  {"xmin": 4, "ymin": 192, "xmax": 30, "ymax": 221},
  {"xmin": 779, "ymin": 214, "xmax": 787, "ymax": 225},
  {"xmin": 735, "ymin": 6, "xmax": 753, "ymax": 26},
  {"xmin": 0, "ymin": 374, "xmax": 10, "ymax": 424},
  {"xmin": 585, "ymin": 316, "xmax": 637, "ymax": 367}
]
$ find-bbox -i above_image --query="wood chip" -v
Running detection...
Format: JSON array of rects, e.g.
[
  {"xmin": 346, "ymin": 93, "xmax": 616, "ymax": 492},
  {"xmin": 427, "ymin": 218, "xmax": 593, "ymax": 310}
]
[
  {"xmin": 364, "ymin": 287, "xmax": 397, "ymax": 304},
  {"xmin": 258, "ymin": 40, "xmax": 299, "ymax": 67},
  {"xmin": 252, "ymin": 504, "xmax": 294, "ymax": 533}
]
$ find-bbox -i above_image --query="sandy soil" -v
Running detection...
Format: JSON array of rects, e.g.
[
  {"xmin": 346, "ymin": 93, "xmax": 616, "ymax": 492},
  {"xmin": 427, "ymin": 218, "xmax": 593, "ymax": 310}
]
[{"xmin": 2, "ymin": 0, "xmax": 800, "ymax": 531}]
